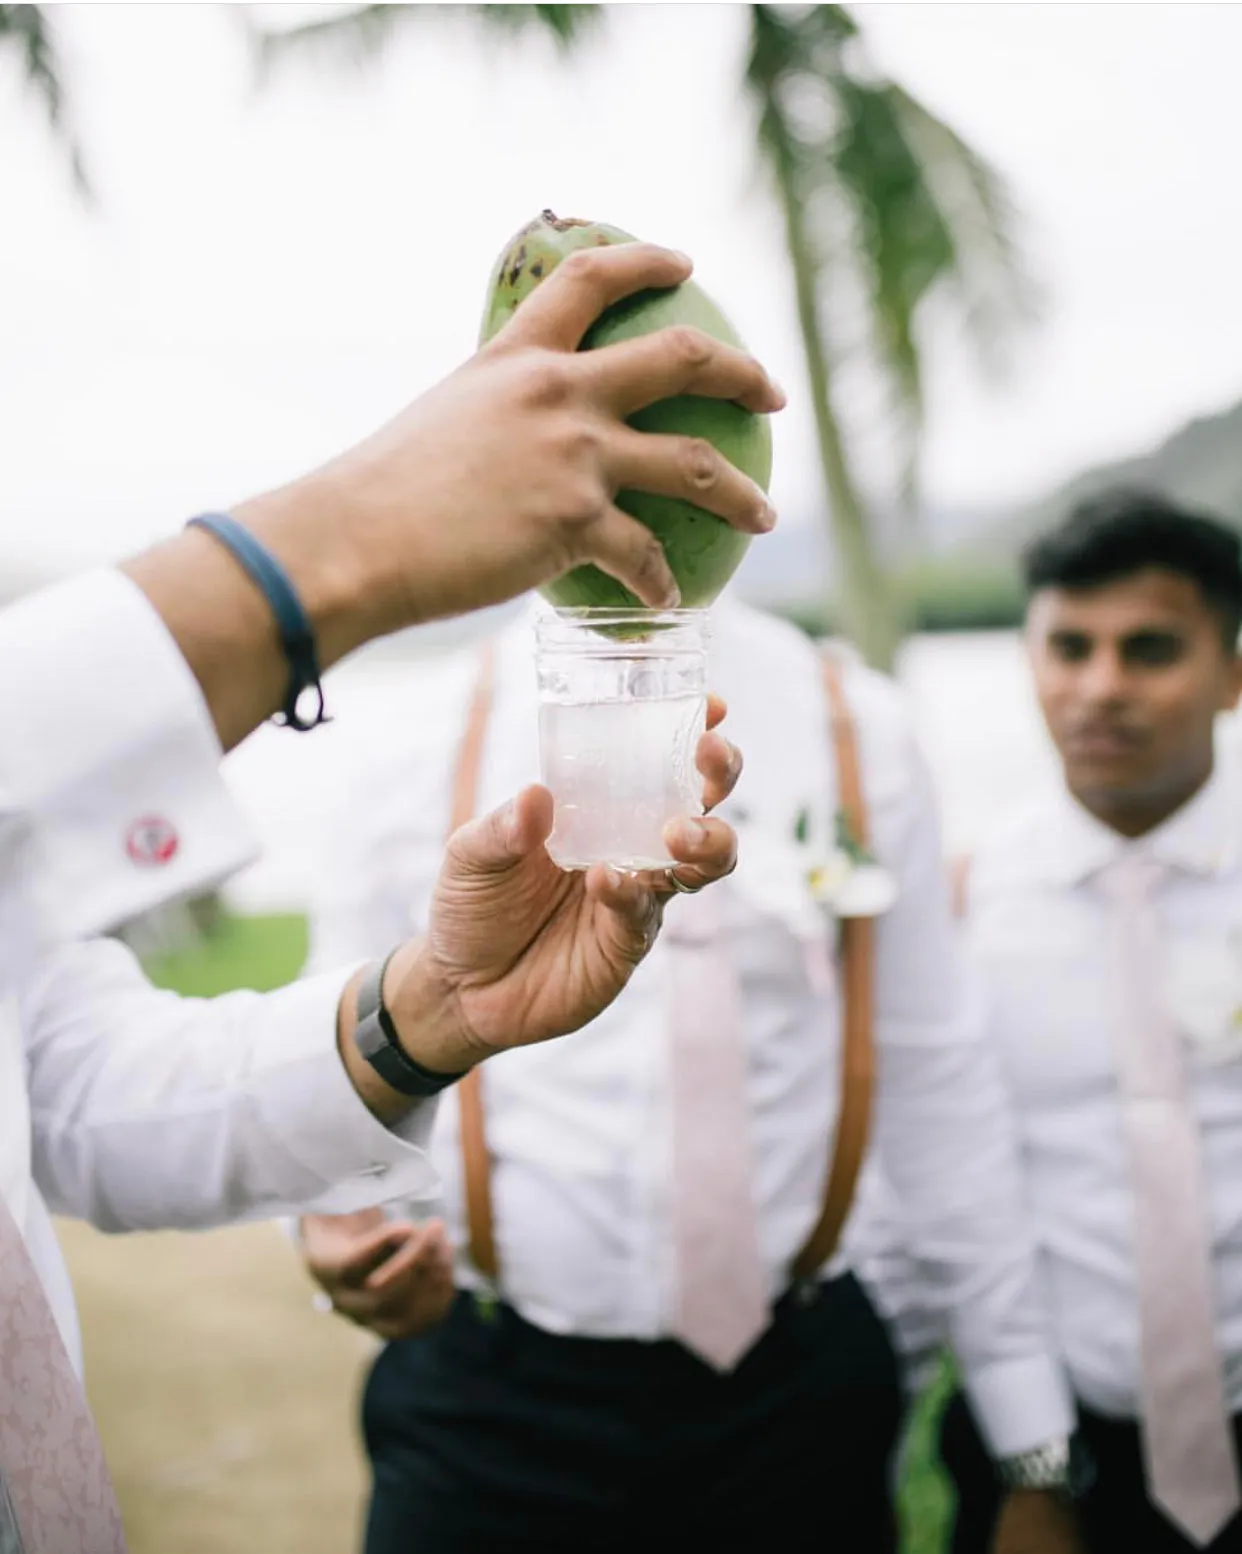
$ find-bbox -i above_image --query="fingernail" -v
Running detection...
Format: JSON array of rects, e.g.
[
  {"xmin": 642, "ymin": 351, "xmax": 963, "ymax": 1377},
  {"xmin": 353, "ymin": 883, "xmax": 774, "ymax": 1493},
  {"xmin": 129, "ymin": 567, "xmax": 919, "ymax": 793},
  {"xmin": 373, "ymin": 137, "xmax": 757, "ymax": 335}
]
[
  {"xmin": 661, "ymin": 580, "xmax": 682, "ymax": 608},
  {"xmin": 671, "ymin": 250, "xmax": 693, "ymax": 268},
  {"xmin": 756, "ymin": 499, "xmax": 777, "ymax": 533},
  {"xmin": 770, "ymin": 378, "xmax": 787, "ymax": 407}
]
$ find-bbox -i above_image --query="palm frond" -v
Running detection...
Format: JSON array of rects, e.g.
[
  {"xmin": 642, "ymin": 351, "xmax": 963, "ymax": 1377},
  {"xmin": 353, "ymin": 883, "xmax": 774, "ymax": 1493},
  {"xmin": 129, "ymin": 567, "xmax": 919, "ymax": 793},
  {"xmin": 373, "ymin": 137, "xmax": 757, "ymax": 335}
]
[
  {"xmin": 471, "ymin": 4, "xmax": 602, "ymax": 51},
  {"xmin": 254, "ymin": 2, "xmax": 601, "ymax": 78},
  {"xmin": 252, "ymin": 4, "xmax": 412, "ymax": 75},
  {"xmin": 885, "ymin": 82, "xmax": 1042, "ymax": 364},
  {"xmin": 0, "ymin": 5, "xmax": 89, "ymax": 196},
  {"xmin": 746, "ymin": 3, "xmax": 1031, "ymax": 506}
]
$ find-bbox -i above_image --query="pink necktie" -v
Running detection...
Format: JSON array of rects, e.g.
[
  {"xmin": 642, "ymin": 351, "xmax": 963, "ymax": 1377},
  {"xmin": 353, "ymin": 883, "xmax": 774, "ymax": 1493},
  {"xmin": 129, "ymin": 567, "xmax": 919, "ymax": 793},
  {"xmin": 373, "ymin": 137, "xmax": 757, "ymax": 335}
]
[
  {"xmin": 665, "ymin": 886, "xmax": 768, "ymax": 1371},
  {"xmin": 0, "ymin": 1193, "xmax": 127, "ymax": 1553},
  {"xmin": 1102, "ymin": 853, "xmax": 1241, "ymax": 1546}
]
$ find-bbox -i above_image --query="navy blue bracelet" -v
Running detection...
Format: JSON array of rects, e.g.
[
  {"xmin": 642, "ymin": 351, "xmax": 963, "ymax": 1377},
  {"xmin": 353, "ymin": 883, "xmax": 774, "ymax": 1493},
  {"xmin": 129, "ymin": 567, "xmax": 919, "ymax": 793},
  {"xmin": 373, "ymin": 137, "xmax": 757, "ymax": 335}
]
[{"xmin": 187, "ymin": 512, "xmax": 329, "ymax": 732}]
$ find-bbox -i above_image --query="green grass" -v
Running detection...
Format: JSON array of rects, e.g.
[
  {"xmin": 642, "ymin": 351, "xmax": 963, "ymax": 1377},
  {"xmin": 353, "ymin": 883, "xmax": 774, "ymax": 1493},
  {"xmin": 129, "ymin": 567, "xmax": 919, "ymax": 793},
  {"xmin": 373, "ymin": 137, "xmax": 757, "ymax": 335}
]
[
  {"xmin": 141, "ymin": 911, "xmax": 956, "ymax": 1552},
  {"xmin": 142, "ymin": 909, "xmax": 308, "ymax": 995},
  {"xmin": 899, "ymin": 1359, "xmax": 957, "ymax": 1553},
  {"xmin": 775, "ymin": 556, "xmax": 1026, "ymax": 640}
]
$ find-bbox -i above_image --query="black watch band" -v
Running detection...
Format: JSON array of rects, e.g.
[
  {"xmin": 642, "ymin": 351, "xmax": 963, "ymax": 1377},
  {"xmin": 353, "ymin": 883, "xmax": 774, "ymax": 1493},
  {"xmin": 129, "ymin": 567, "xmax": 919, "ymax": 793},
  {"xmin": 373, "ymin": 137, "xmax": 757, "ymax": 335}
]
[{"xmin": 353, "ymin": 952, "xmax": 466, "ymax": 1098}]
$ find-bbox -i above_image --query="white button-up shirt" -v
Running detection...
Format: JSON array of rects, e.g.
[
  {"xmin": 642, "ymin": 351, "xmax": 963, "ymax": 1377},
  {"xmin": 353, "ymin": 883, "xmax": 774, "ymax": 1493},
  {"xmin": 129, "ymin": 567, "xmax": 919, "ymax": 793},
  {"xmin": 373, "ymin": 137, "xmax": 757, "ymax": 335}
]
[
  {"xmin": 0, "ymin": 570, "xmax": 441, "ymax": 1371},
  {"xmin": 306, "ymin": 596, "xmax": 1073, "ymax": 1457},
  {"xmin": 966, "ymin": 758, "xmax": 1242, "ymax": 1420}
]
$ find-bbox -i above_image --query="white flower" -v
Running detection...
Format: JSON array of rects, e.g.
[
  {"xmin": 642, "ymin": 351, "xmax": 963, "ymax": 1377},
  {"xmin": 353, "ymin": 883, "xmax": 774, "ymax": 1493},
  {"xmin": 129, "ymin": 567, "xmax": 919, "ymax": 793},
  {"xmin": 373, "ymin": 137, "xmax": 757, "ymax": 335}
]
[
  {"xmin": 822, "ymin": 861, "xmax": 899, "ymax": 919},
  {"xmin": 724, "ymin": 802, "xmax": 898, "ymax": 936},
  {"xmin": 807, "ymin": 818, "xmax": 898, "ymax": 920},
  {"xmin": 727, "ymin": 827, "xmax": 831, "ymax": 941}
]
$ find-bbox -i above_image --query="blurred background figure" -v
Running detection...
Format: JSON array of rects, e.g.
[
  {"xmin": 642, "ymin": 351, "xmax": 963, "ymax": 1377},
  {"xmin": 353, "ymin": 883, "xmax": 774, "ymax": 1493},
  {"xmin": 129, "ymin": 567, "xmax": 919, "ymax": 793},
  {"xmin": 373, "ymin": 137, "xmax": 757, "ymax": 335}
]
[
  {"xmin": 941, "ymin": 494, "xmax": 1242, "ymax": 1554},
  {"xmin": 294, "ymin": 591, "xmax": 1075, "ymax": 1554},
  {"xmin": 7, "ymin": 4, "xmax": 1242, "ymax": 1551}
]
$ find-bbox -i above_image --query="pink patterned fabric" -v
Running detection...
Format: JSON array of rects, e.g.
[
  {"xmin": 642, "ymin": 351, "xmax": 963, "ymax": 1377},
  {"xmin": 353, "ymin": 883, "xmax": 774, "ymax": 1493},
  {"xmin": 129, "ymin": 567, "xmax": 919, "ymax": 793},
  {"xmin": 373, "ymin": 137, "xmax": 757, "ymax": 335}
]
[
  {"xmin": 0, "ymin": 1194, "xmax": 126, "ymax": 1552},
  {"xmin": 665, "ymin": 888, "xmax": 768, "ymax": 1371}
]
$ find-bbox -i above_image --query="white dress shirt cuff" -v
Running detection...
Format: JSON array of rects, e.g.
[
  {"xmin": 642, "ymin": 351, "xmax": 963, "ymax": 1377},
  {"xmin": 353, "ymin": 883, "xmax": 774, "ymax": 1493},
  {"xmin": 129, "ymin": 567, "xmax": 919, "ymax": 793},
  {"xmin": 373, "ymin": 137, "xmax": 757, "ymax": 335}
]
[
  {"xmin": 1, "ymin": 569, "xmax": 256, "ymax": 941},
  {"xmin": 251, "ymin": 967, "xmax": 442, "ymax": 1215},
  {"xmin": 961, "ymin": 1354, "xmax": 1077, "ymax": 1459}
]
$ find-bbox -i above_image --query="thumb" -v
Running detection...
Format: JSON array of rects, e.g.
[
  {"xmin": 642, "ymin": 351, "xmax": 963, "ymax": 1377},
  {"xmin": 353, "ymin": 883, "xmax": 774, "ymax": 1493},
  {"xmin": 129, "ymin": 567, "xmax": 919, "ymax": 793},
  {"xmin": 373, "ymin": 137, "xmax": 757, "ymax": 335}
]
[{"xmin": 446, "ymin": 785, "xmax": 554, "ymax": 877}]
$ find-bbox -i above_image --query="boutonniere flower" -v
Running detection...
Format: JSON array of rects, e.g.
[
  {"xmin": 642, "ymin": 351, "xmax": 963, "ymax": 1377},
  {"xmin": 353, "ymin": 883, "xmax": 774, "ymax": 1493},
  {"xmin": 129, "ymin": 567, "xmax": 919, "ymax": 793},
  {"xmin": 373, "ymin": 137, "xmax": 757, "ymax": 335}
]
[{"xmin": 799, "ymin": 806, "xmax": 898, "ymax": 920}]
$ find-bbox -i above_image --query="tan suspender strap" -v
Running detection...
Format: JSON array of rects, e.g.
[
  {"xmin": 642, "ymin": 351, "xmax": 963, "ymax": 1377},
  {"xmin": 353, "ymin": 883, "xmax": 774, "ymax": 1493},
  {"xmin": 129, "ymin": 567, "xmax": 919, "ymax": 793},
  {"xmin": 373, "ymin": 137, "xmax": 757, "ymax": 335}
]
[
  {"xmin": 790, "ymin": 655, "xmax": 877, "ymax": 1281},
  {"xmin": 449, "ymin": 644, "xmax": 502, "ymax": 1282}
]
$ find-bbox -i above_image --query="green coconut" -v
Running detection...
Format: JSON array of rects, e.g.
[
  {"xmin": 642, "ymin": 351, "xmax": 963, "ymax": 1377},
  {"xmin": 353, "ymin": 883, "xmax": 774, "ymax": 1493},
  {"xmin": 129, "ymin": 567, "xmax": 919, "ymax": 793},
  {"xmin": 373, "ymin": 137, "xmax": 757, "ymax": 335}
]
[{"xmin": 479, "ymin": 209, "xmax": 772, "ymax": 612}]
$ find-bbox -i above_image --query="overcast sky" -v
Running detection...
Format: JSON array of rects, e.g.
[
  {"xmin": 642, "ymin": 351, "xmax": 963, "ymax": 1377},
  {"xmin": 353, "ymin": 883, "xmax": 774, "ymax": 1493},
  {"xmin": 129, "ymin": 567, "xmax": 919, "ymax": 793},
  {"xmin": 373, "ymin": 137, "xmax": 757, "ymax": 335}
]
[{"xmin": 4, "ymin": 1, "xmax": 1242, "ymax": 587}]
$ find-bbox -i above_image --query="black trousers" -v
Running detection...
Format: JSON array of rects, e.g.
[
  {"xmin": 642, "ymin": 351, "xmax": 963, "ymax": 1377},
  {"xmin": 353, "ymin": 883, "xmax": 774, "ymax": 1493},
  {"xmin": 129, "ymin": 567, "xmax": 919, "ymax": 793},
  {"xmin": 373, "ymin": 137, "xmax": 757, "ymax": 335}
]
[
  {"xmin": 360, "ymin": 1273, "xmax": 903, "ymax": 1554},
  {"xmin": 939, "ymin": 1388, "xmax": 1242, "ymax": 1554}
]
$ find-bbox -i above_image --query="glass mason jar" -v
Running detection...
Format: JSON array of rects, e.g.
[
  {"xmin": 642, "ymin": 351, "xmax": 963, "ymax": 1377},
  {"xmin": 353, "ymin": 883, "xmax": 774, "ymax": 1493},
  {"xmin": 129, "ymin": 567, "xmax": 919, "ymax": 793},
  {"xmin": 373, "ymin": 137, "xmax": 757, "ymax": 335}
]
[{"xmin": 534, "ymin": 607, "xmax": 710, "ymax": 871}]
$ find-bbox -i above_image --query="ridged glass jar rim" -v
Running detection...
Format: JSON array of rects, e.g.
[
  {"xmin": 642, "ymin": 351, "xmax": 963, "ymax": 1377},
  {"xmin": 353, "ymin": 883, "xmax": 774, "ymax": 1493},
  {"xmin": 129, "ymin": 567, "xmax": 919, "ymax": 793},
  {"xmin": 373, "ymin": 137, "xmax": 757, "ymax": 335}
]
[
  {"xmin": 534, "ymin": 605, "xmax": 710, "ymax": 651},
  {"xmin": 542, "ymin": 606, "xmax": 707, "ymax": 626}
]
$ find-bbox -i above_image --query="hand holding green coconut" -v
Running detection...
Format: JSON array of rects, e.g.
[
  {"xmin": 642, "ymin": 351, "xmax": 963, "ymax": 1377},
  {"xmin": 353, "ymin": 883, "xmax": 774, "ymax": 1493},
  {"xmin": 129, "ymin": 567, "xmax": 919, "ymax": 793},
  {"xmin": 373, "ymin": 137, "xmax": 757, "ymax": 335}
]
[
  {"xmin": 312, "ymin": 224, "xmax": 780, "ymax": 626},
  {"xmin": 128, "ymin": 227, "xmax": 783, "ymax": 753},
  {"xmin": 482, "ymin": 210, "xmax": 777, "ymax": 613}
]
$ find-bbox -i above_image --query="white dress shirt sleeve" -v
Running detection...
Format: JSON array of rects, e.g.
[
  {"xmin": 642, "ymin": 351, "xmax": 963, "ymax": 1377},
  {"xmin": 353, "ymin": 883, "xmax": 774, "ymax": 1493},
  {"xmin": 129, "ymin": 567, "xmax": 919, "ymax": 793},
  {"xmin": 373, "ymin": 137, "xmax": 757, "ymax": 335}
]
[
  {"xmin": 859, "ymin": 674, "xmax": 1075, "ymax": 1458},
  {"xmin": 0, "ymin": 569, "xmax": 256, "ymax": 948},
  {"xmin": 22, "ymin": 936, "xmax": 440, "ymax": 1229},
  {"xmin": 847, "ymin": 1172, "xmax": 948, "ymax": 1397}
]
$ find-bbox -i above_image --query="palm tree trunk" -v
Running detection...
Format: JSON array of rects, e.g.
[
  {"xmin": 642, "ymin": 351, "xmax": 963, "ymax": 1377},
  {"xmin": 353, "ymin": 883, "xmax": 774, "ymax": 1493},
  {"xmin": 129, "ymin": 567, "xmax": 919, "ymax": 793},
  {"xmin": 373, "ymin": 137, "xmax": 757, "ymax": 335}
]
[{"xmin": 767, "ymin": 141, "xmax": 904, "ymax": 670}]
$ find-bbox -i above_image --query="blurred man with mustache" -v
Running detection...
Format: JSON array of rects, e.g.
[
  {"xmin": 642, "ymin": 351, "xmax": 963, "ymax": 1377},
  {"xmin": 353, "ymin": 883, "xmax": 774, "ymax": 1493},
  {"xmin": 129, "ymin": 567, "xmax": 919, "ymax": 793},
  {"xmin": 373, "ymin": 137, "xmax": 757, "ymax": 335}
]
[{"xmin": 941, "ymin": 491, "xmax": 1242, "ymax": 1552}]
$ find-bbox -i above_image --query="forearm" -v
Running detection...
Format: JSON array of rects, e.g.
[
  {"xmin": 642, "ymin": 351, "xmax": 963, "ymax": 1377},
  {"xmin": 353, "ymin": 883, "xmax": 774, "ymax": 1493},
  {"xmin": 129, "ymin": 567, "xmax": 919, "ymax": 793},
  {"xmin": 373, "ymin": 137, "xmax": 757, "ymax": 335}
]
[
  {"xmin": 876, "ymin": 1038, "xmax": 1073, "ymax": 1455},
  {"xmin": 122, "ymin": 477, "xmax": 393, "ymax": 754},
  {"xmin": 865, "ymin": 721, "xmax": 1073, "ymax": 1452}
]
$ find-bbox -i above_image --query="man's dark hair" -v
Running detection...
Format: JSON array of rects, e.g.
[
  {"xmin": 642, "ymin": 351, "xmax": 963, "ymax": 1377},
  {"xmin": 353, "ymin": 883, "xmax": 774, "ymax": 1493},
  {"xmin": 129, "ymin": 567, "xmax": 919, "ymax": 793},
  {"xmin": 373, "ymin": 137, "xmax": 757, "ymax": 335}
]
[{"xmin": 1022, "ymin": 488, "xmax": 1242, "ymax": 649}]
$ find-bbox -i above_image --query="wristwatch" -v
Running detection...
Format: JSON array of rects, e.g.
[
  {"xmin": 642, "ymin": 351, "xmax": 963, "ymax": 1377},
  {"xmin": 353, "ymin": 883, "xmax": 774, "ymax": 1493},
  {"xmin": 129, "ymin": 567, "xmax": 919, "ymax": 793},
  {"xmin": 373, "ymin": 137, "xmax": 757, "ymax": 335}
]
[
  {"xmin": 996, "ymin": 1433, "xmax": 1095, "ymax": 1501},
  {"xmin": 353, "ymin": 951, "xmax": 467, "ymax": 1098}
]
